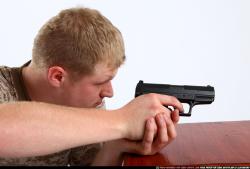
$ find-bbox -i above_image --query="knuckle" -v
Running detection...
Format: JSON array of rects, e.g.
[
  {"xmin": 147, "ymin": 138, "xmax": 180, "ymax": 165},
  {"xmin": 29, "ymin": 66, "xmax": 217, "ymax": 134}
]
[
  {"xmin": 148, "ymin": 93, "xmax": 159, "ymax": 103},
  {"xmin": 164, "ymin": 111, "xmax": 171, "ymax": 119},
  {"xmin": 169, "ymin": 96, "xmax": 178, "ymax": 104},
  {"xmin": 147, "ymin": 93, "xmax": 158, "ymax": 99},
  {"xmin": 147, "ymin": 94, "xmax": 160, "ymax": 111},
  {"xmin": 150, "ymin": 104, "xmax": 159, "ymax": 113}
]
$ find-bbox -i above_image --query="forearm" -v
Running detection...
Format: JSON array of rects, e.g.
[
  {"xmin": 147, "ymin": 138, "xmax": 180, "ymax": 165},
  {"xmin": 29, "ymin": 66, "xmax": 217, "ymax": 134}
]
[{"xmin": 0, "ymin": 101, "xmax": 125, "ymax": 158}]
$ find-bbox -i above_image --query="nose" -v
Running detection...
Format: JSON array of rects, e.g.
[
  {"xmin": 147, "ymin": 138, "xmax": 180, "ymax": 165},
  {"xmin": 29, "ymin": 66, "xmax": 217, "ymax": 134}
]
[{"xmin": 100, "ymin": 81, "xmax": 113, "ymax": 98}]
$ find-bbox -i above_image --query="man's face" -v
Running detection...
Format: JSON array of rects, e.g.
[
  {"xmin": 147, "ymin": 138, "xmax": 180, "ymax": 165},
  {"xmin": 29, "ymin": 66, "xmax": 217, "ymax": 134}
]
[{"xmin": 62, "ymin": 63, "xmax": 118, "ymax": 108}]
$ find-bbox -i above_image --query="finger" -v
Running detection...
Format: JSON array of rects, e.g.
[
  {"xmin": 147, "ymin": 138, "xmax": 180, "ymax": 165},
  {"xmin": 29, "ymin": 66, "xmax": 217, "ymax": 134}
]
[
  {"xmin": 156, "ymin": 94, "xmax": 184, "ymax": 112},
  {"xmin": 162, "ymin": 106, "xmax": 172, "ymax": 118},
  {"xmin": 125, "ymin": 117, "xmax": 156, "ymax": 155},
  {"xmin": 171, "ymin": 109, "xmax": 180, "ymax": 124},
  {"xmin": 154, "ymin": 113, "xmax": 169, "ymax": 149},
  {"xmin": 152, "ymin": 116, "xmax": 158, "ymax": 137},
  {"xmin": 163, "ymin": 113, "xmax": 177, "ymax": 140},
  {"xmin": 142, "ymin": 117, "xmax": 155, "ymax": 152}
]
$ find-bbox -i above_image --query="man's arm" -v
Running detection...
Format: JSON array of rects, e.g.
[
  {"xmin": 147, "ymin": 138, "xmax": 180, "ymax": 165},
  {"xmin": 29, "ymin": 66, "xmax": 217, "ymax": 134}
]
[
  {"xmin": 0, "ymin": 101, "xmax": 124, "ymax": 158},
  {"xmin": 0, "ymin": 94, "xmax": 183, "ymax": 158}
]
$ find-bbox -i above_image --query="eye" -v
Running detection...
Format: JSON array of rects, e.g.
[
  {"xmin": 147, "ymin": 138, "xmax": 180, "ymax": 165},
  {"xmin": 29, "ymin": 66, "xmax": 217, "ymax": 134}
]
[
  {"xmin": 94, "ymin": 76, "xmax": 114, "ymax": 86},
  {"xmin": 95, "ymin": 80, "xmax": 109, "ymax": 86},
  {"xmin": 95, "ymin": 82, "xmax": 104, "ymax": 85}
]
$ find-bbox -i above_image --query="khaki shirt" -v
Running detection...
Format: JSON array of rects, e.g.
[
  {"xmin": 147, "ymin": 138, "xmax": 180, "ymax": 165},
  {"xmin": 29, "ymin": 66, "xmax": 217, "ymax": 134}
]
[{"xmin": 0, "ymin": 62, "xmax": 102, "ymax": 166}]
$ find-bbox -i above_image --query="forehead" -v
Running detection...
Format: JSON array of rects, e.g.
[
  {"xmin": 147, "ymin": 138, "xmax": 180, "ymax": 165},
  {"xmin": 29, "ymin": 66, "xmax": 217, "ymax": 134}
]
[
  {"xmin": 81, "ymin": 63, "xmax": 118, "ymax": 81},
  {"xmin": 93, "ymin": 63, "xmax": 117, "ymax": 75}
]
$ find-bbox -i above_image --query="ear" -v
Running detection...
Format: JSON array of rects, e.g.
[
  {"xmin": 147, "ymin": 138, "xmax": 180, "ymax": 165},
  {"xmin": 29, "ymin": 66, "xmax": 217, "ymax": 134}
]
[{"xmin": 47, "ymin": 66, "xmax": 67, "ymax": 87}]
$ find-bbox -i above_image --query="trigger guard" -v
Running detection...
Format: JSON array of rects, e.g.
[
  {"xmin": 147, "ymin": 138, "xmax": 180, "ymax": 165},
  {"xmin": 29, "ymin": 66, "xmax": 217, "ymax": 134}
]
[{"xmin": 179, "ymin": 102, "xmax": 193, "ymax": 117}]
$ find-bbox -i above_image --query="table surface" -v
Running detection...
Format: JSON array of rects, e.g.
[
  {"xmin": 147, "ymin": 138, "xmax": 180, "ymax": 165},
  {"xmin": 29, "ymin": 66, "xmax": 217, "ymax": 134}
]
[{"xmin": 123, "ymin": 120, "xmax": 250, "ymax": 166}]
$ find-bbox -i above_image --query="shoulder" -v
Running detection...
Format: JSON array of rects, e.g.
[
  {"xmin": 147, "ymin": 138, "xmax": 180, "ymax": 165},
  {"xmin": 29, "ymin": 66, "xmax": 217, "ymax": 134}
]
[
  {"xmin": 0, "ymin": 66, "xmax": 17, "ymax": 102},
  {"xmin": 0, "ymin": 66, "xmax": 12, "ymax": 85}
]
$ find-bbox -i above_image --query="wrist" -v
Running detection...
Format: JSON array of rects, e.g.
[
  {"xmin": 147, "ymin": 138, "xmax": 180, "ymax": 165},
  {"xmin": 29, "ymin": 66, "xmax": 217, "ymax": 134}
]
[{"xmin": 111, "ymin": 108, "xmax": 128, "ymax": 140}]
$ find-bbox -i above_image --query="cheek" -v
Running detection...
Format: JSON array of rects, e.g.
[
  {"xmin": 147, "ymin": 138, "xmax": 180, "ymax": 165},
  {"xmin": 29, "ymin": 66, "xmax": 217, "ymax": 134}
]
[
  {"xmin": 77, "ymin": 85, "xmax": 100, "ymax": 98},
  {"xmin": 69, "ymin": 86, "xmax": 99, "ymax": 106}
]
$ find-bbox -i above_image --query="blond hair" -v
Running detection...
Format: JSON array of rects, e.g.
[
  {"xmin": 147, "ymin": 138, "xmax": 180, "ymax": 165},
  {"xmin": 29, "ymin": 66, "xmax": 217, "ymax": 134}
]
[{"xmin": 32, "ymin": 7, "xmax": 125, "ymax": 78}]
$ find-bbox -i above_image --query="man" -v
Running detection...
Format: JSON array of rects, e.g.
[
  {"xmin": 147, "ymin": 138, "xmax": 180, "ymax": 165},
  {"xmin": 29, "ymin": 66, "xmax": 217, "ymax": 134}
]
[{"xmin": 0, "ymin": 7, "xmax": 183, "ymax": 166}]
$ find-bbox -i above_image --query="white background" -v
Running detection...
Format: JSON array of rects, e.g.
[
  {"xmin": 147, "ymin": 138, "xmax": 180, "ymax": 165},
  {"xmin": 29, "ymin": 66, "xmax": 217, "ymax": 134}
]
[{"xmin": 0, "ymin": 0, "xmax": 249, "ymax": 123}]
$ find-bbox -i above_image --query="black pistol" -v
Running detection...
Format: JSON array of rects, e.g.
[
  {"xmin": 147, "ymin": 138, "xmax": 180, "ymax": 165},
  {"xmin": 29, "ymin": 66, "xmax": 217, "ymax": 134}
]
[{"xmin": 135, "ymin": 80, "xmax": 215, "ymax": 117}]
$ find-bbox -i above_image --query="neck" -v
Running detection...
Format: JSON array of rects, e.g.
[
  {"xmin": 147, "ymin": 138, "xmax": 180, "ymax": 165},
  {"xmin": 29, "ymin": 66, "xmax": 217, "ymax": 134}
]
[{"xmin": 22, "ymin": 63, "xmax": 58, "ymax": 104}]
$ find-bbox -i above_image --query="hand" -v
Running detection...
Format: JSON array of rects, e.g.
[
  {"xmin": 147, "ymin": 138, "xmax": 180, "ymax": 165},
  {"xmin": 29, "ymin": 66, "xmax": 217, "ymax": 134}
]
[
  {"xmin": 119, "ymin": 93, "xmax": 183, "ymax": 141},
  {"xmin": 100, "ymin": 108, "xmax": 180, "ymax": 164},
  {"xmin": 122, "ymin": 108, "xmax": 180, "ymax": 155}
]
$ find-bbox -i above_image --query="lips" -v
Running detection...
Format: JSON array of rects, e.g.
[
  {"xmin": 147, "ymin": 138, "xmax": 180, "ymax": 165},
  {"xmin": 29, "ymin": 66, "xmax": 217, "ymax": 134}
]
[
  {"xmin": 95, "ymin": 100, "xmax": 102, "ymax": 106},
  {"xmin": 95, "ymin": 100, "xmax": 105, "ymax": 109}
]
